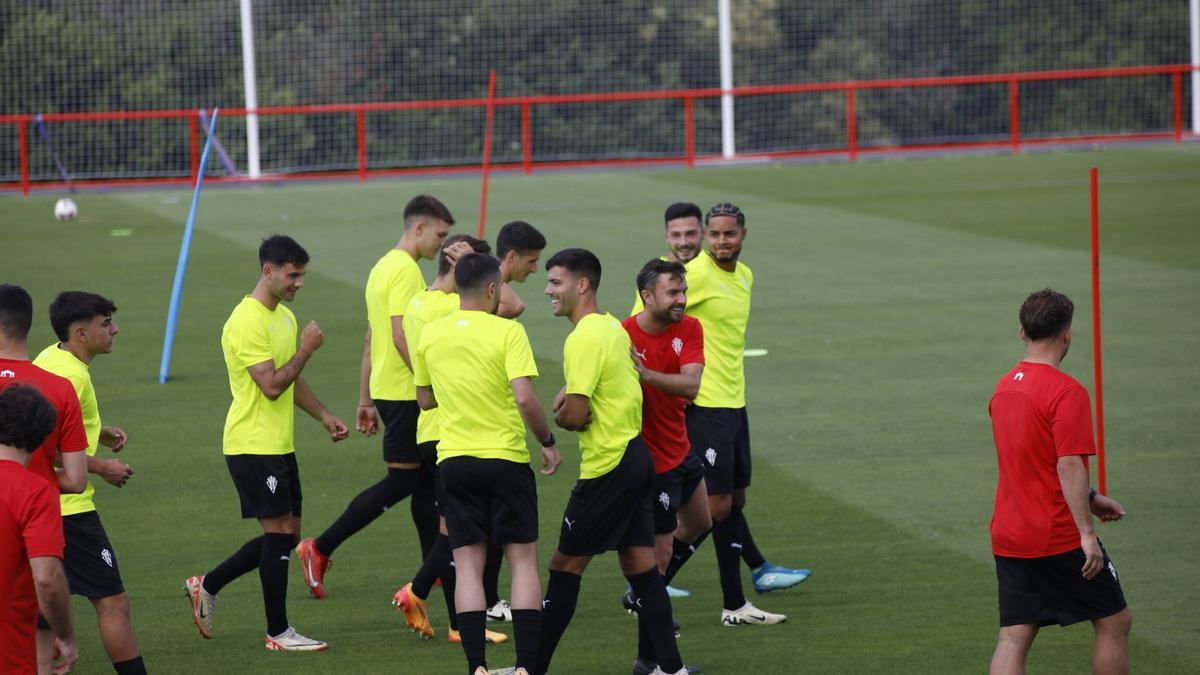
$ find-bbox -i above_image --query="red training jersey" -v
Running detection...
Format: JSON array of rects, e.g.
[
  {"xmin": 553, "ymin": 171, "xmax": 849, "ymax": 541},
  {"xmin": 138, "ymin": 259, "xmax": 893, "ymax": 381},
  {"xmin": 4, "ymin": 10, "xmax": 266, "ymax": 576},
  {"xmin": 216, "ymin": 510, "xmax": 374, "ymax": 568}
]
[
  {"xmin": 622, "ymin": 315, "xmax": 704, "ymax": 473},
  {"xmin": 988, "ymin": 361, "xmax": 1096, "ymax": 558},
  {"xmin": 0, "ymin": 460, "xmax": 66, "ymax": 674},
  {"xmin": 0, "ymin": 358, "xmax": 89, "ymax": 490}
]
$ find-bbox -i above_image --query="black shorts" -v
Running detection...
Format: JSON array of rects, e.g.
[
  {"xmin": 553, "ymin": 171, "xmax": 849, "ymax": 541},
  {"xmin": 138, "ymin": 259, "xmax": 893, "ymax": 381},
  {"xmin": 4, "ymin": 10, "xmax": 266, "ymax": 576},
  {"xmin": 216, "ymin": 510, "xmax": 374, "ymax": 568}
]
[
  {"xmin": 376, "ymin": 399, "xmax": 421, "ymax": 464},
  {"xmin": 417, "ymin": 440, "xmax": 439, "ymax": 505},
  {"xmin": 995, "ymin": 544, "xmax": 1127, "ymax": 627},
  {"xmin": 439, "ymin": 456, "xmax": 538, "ymax": 549},
  {"xmin": 226, "ymin": 453, "xmax": 302, "ymax": 519},
  {"xmin": 687, "ymin": 406, "xmax": 752, "ymax": 495},
  {"xmin": 652, "ymin": 452, "xmax": 706, "ymax": 535},
  {"xmin": 62, "ymin": 511, "xmax": 125, "ymax": 598},
  {"xmin": 557, "ymin": 436, "xmax": 656, "ymax": 556}
]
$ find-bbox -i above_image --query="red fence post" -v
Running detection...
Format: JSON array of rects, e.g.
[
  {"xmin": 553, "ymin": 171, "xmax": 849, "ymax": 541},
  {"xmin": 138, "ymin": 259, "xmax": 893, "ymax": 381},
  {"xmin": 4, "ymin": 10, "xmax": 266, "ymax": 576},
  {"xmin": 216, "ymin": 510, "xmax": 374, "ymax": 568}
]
[
  {"xmin": 357, "ymin": 108, "xmax": 368, "ymax": 182},
  {"xmin": 521, "ymin": 102, "xmax": 532, "ymax": 175},
  {"xmin": 1090, "ymin": 167, "xmax": 1106, "ymax": 494},
  {"xmin": 189, "ymin": 112, "xmax": 200, "ymax": 182},
  {"xmin": 684, "ymin": 97, "xmax": 695, "ymax": 168},
  {"xmin": 847, "ymin": 86, "xmax": 858, "ymax": 162},
  {"xmin": 1173, "ymin": 71, "xmax": 1183, "ymax": 144},
  {"xmin": 1008, "ymin": 80, "xmax": 1020, "ymax": 155},
  {"xmin": 18, "ymin": 119, "xmax": 29, "ymax": 196},
  {"xmin": 478, "ymin": 70, "xmax": 497, "ymax": 239}
]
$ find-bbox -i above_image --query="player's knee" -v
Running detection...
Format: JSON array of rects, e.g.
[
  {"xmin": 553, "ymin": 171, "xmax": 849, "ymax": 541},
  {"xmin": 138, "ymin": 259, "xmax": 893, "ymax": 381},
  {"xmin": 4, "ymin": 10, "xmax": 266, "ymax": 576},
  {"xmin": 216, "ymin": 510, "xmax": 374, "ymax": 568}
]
[
  {"xmin": 94, "ymin": 592, "xmax": 132, "ymax": 619},
  {"xmin": 708, "ymin": 499, "xmax": 731, "ymax": 522},
  {"xmin": 1096, "ymin": 607, "xmax": 1132, "ymax": 638}
]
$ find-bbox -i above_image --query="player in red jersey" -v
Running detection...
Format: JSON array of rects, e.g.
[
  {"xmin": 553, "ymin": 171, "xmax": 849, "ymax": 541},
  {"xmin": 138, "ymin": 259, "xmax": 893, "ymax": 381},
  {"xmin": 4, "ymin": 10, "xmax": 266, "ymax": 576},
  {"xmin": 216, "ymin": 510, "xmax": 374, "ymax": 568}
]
[
  {"xmin": 622, "ymin": 259, "xmax": 710, "ymax": 674},
  {"xmin": 0, "ymin": 284, "xmax": 88, "ymax": 493},
  {"xmin": 988, "ymin": 288, "xmax": 1131, "ymax": 675},
  {"xmin": 0, "ymin": 384, "xmax": 78, "ymax": 675}
]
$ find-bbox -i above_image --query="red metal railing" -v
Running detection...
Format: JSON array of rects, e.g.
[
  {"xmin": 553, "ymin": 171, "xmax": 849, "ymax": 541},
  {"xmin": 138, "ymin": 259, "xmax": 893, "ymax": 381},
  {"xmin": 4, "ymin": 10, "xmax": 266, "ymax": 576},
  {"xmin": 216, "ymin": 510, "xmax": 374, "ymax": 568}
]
[{"xmin": 3, "ymin": 64, "xmax": 1196, "ymax": 195}]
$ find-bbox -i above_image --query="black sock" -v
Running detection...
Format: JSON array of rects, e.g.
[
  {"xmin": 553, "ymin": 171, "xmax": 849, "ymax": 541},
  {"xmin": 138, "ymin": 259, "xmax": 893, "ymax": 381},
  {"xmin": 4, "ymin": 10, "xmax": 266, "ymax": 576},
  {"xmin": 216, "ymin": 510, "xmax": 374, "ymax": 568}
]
[
  {"xmin": 511, "ymin": 608, "xmax": 542, "ymax": 671},
  {"xmin": 732, "ymin": 505, "xmax": 767, "ymax": 569},
  {"xmin": 627, "ymin": 568, "xmax": 682, "ymax": 673},
  {"xmin": 456, "ymin": 609, "xmax": 487, "ymax": 673},
  {"xmin": 534, "ymin": 570, "xmax": 581, "ymax": 675},
  {"xmin": 712, "ymin": 517, "xmax": 747, "ymax": 610},
  {"xmin": 636, "ymin": 614, "xmax": 655, "ymax": 662},
  {"xmin": 314, "ymin": 468, "xmax": 418, "ymax": 556},
  {"xmin": 112, "ymin": 656, "xmax": 146, "ymax": 675},
  {"xmin": 260, "ymin": 532, "xmax": 293, "ymax": 636},
  {"xmin": 483, "ymin": 542, "xmax": 503, "ymax": 607},
  {"xmin": 442, "ymin": 557, "xmax": 458, "ymax": 631},
  {"xmin": 664, "ymin": 530, "xmax": 709, "ymax": 585},
  {"xmin": 203, "ymin": 535, "xmax": 264, "ymax": 595},
  {"xmin": 411, "ymin": 484, "xmax": 438, "ymax": 559},
  {"xmin": 413, "ymin": 533, "xmax": 451, "ymax": 598}
]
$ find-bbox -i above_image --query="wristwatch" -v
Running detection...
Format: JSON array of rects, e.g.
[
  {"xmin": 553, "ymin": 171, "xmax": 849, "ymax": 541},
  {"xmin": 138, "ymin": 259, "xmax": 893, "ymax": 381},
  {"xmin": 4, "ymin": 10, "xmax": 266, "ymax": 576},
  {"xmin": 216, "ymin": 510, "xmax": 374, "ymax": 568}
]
[{"xmin": 540, "ymin": 433, "xmax": 556, "ymax": 448}]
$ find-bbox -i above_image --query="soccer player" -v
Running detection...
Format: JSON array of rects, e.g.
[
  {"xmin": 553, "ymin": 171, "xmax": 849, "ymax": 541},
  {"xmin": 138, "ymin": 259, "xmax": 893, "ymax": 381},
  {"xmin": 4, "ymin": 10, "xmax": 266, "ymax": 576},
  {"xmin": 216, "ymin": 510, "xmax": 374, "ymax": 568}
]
[
  {"xmin": 392, "ymin": 234, "xmax": 509, "ymax": 646},
  {"xmin": 0, "ymin": 385, "xmax": 77, "ymax": 675},
  {"xmin": 485, "ymin": 219, "xmax": 548, "ymax": 622},
  {"xmin": 296, "ymin": 194, "xmax": 457, "ymax": 599},
  {"xmin": 987, "ymin": 289, "xmax": 1131, "ymax": 675},
  {"xmin": 34, "ymin": 291, "xmax": 148, "ymax": 673},
  {"xmin": 621, "ymin": 259, "xmax": 711, "ymax": 671},
  {"xmin": 185, "ymin": 235, "xmax": 349, "ymax": 652},
  {"xmin": 0, "ymin": 284, "xmax": 88, "ymax": 496},
  {"xmin": 685, "ymin": 203, "xmax": 806, "ymax": 627},
  {"xmin": 536, "ymin": 248, "xmax": 686, "ymax": 675},
  {"xmin": 412, "ymin": 253, "xmax": 560, "ymax": 675},
  {"xmin": 630, "ymin": 202, "xmax": 704, "ymax": 316}
]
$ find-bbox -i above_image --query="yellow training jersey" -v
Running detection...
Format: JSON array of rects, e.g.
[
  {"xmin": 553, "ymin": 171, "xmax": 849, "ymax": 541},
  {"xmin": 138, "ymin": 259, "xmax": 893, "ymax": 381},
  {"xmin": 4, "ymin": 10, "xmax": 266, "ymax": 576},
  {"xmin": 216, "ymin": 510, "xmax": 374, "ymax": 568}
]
[
  {"xmin": 413, "ymin": 309, "xmax": 538, "ymax": 464},
  {"xmin": 563, "ymin": 312, "xmax": 643, "ymax": 479},
  {"xmin": 403, "ymin": 289, "xmax": 460, "ymax": 444},
  {"xmin": 33, "ymin": 344, "xmax": 99, "ymax": 516},
  {"xmin": 366, "ymin": 249, "xmax": 426, "ymax": 401},
  {"xmin": 221, "ymin": 296, "xmax": 297, "ymax": 456},
  {"xmin": 684, "ymin": 251, "xmax": 753, "ymax": 408}
]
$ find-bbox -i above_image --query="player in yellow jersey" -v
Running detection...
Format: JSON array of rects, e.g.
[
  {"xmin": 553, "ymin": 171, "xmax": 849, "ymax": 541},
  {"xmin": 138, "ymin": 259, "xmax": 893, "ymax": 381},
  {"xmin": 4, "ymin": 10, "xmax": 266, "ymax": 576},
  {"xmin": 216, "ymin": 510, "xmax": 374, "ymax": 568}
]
[
  {"xmin": 630, "ymin": 202, "xmax": 705, "ymax": 317},
  {"xmin": 412, "ymin": 253, "xmax": 560, "ymax": 675},
  {"xmin": 185, "ymin": 235, "xmax": 349, "ymax": 652},
  {"xmin": 535, "ymin": 249, "xmax": 687, "ymax": 675},
  {"xmin": 686, "ymin": 203, "xmax": 807, "ymax": 628},
  {"xmin": 34, "ymin": 291, "xmax": 147, "ymax": 675},
  {"xmin": 391, "ymin": 235, "xmax": 509, "ymax": 645},
  {"xmin": 296, "ymin": 195, "xmax": 462, "ymax": 599}
]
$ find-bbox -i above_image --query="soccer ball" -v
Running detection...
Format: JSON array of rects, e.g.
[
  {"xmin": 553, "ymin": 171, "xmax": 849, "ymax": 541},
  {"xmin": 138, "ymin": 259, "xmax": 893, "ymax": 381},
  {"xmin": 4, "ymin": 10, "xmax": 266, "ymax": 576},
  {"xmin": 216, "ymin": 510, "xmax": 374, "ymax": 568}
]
[{"xmin": 54, "ymin": 198, "xmax": 78, "ymax": 221}]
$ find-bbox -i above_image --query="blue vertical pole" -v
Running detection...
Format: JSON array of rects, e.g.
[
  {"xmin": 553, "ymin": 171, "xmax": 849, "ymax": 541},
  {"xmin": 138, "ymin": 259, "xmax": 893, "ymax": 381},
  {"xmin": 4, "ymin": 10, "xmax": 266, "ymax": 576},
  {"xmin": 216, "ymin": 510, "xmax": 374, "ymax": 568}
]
[{"xmin": 159, "ymin": 108, "xmax": 219, "ymax": 384}]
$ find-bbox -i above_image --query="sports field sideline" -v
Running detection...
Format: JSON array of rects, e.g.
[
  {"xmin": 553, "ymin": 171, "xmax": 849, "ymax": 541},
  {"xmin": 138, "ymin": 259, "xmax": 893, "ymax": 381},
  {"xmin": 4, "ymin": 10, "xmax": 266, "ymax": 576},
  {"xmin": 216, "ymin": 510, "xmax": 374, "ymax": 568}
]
[{"xmin": 3, "ymin": 146, "xmax": 1198, "ymax": 673}]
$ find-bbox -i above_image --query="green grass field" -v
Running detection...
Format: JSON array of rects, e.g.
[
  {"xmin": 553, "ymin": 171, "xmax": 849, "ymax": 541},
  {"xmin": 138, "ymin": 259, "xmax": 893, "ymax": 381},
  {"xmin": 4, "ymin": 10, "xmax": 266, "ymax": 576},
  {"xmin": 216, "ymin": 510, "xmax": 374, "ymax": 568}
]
[{"xmin": 3, "ymin": 146, "xmax": 1199, "ymax": 674}]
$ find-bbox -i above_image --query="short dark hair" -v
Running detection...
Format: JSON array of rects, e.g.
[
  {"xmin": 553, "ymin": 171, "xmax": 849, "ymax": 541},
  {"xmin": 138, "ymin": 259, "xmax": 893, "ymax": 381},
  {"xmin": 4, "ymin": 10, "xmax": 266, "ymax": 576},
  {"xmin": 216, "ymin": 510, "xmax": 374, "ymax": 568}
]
[
  {"xmin": 438, "ymin": 234, "xmax": 492, "ymax": 277},
  {"xmin": 259, "ymin": 235, "xmax": 310, "ymax": 268},
  {"xmin": 454, "ymin": 253, "xmax": 502, "ymax": 293},
  {"xmin": 0, "ymin": 384, "xmax": 57, "ymax": 452},
  {"xmin": 48, "ymin": 291, "xmax": 117, "ymax": 342},
  {"xmin": 496, "ymin": 221, "xmax": 546, "ymax": 258},
  {"xmin": 0, "ymin": 284, "xmax": 34, "ymax": 340},
  {"xmin": 664, "ymin": 202, "xmax": 703, "ymax": 225},
  {"xmin": 705, "ymin": 202, "xmax": 746, "ymax": 227},
  {"xmin": 404, "ymin": 194, "xmax": 455, "ymax": 229},
  {"xmin": 636, "ymin": 258, "xmax": 686, "ymax": 294},
  {"xmin": 545, "ymin": 248, "xmax": 602, "ymax": 291},
  {"xmin": 1019, "ymin": 288, "xmax": 1074, "ymax": 340}
]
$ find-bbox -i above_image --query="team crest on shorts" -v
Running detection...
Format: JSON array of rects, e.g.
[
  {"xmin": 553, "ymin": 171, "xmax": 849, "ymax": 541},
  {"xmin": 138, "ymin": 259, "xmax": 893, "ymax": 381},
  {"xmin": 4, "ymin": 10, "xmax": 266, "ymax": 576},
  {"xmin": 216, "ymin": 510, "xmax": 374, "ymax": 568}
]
[
  {"xmin": 266, "ymin": 475, "xmax": 279, "ymax": 494},
  {"xmin": 658, "ymin": 491, "xmax": 671, "ymax": 510},
  {"xmin": 100, "ymin": 548, "xmax": 114, "ymax": 568},
  {"xmin": 705, "ymin": 447, "xmax": 717, "ymax": 466}
]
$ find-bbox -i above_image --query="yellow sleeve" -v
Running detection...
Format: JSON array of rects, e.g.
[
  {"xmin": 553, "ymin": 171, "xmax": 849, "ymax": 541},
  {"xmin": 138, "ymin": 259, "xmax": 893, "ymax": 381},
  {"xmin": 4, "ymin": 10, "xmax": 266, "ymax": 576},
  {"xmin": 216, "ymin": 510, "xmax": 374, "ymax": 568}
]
[
  {"xmin": 504, "ymin": 323, "xmax": 539, "ymax": 381},
  {"xmin": 387, "ymin": 265, "xmax": 424, "ymax": 316},
  {"xmin": 563, "ymin": 329, "xmax": 602, "ymax": 397},
  {"xmin": 412, "ymin": 326, "xmax": 431, "ymax": 387},
  {"xmin": 227, "ymin": 312, "xmax": 272, "ymax": 368},
  {"xmin": 630, "ymin": 292, "xmax": 644, "ymax": 317}
]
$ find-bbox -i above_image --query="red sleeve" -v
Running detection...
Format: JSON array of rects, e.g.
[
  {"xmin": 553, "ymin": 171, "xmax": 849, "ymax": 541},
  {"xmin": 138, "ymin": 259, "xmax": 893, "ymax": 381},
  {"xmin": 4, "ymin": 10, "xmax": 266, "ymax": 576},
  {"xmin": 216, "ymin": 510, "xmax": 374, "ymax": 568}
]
[
  {"xmin": 23, "ymin": 479, "xmax": 64, "ymax": 559},
  {"xmin": 1051, "ymin": 383, "xmax": 1096, "ymax": 457},
  {"xmin": 680, "ymin": 319, "xmax": 704, "ymax": 366},
  {"xmin": 56, "ymin": 384, "xmax": 88, "ymax": 454}
]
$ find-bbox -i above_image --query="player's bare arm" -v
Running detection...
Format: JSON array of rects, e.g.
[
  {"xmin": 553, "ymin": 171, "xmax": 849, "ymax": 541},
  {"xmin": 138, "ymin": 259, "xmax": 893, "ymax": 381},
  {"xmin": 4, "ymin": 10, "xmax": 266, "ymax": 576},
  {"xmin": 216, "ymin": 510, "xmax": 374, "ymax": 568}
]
[
  {"xmin": 632, "ymin": 350, "xmax": 704, "ymax": 400},
  {"xmin": 1091, "ymin": 492, "xmax": 1127, "ymax": 522},
  {"xmin": 30, "ymin": 556, "xmax": 77, "ymax": 674},
  {"xmin": 356, "ymin": 325, "xmax": 380, "ymax": 435},
  {"xmin": 294, "ymin": 375, "xmax": 349, "ymax": 442},
  {"xmin": 391, "ymin": 315, "xmax": 412, "ymax": 370},
  {"xmin": 554, "ymin": 393, "xmax": 592, "ymax": 431},
  {"xmin": 99, "ymin": 425, "xmax": 127, "ymax": 451},
  {"xmin": 54, "ymin": 449, "xmax": 87, "ymax": 493},
  {"xmin": 510, "ymin": 376, "xmax": 561, "ymax": 475},
  {"xmin": 1057, "ymin": 454, "xmax": 1102, "ymax": 579},
  {"xmin": 498, "ymin": 283, "xmax": 526, "ymax": 319},
  {"xmin": 415, "ymin": 384, "xmax": 438, "ymax": 411},
  {"xmin": 247, "ymin": 319, "xmax": 323, "ymax": 400},
  {"xmin": 89, "ymin": 453, "xmax": 133, "ymax": 488}
]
